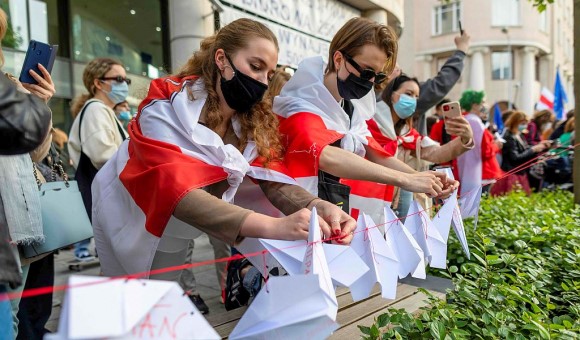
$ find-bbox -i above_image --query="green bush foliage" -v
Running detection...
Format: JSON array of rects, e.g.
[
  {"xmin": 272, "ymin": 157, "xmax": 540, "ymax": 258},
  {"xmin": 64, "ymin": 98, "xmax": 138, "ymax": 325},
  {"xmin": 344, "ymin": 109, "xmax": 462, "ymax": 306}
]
[{"xmin": 360, "ymin": 190, "xmax": 580, "ymax": 339}]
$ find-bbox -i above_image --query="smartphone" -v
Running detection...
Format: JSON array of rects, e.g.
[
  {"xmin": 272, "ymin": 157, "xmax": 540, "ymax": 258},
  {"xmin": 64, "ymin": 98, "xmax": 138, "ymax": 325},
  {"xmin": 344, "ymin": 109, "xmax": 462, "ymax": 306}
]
[
  {"xmin": 19, "ymin": 40, "xmax": 58, "ymax": 84},
  {"xmin": 458, "ymin": 19, "xmax": 464, "ymax": 35},
  {"xmin": 442, "ymin": 101, "xmax": 462, "ymax": 130}
]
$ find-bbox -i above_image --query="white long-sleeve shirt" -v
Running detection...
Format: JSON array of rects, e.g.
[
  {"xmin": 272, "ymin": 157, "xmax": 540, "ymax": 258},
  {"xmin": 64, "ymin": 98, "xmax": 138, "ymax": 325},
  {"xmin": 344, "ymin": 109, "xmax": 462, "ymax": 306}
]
[{"xmin": 68, "ymin": 99, "xmax": 127, "ymax": 170}]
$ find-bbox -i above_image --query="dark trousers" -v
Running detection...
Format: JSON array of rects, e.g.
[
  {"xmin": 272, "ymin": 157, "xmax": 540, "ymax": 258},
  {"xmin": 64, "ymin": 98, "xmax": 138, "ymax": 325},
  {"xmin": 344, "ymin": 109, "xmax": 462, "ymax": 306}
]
[{"xmin": 16, "ymin": 253, "xmax": 54, "ymax": 340}]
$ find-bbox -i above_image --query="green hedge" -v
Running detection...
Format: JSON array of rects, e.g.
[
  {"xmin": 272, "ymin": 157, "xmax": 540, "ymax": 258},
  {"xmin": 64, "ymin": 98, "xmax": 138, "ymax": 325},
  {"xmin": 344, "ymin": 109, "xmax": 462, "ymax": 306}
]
[{"xmin": 360, "ymin": 190, "xmax": 580, "ymax": 339}]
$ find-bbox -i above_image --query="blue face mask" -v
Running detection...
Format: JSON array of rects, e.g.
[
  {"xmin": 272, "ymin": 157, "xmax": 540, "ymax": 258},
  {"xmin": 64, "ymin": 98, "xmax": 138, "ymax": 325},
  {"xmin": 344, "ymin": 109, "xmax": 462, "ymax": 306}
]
[
  {"xmin": 102, "ymin": 81, "xmax": 129, "ymax": 104},
  {"xmin": 393, "ymin": 94, "xmax": 417, "ymax": 119},
  {"xmin": 518, "ymin": 123, "xmax": 527, "ymax": 132},
  {"xmin": 118, "ymin": 111, "xmax": 132, "ymax": 121}
]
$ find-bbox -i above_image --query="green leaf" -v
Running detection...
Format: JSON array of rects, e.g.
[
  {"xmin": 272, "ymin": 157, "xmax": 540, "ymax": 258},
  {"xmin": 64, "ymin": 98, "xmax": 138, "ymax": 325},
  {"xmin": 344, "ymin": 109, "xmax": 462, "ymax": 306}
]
[
  {"xmin": 376, "ymin": 314, "xmax": 390, "ymax": 328},
  {"xmin": 415, "ymin": 319, "xmax": 424, "ymax": 332},
  {"xmin": 370, "ymin": 324, "xmax": 380, "ymax": 338},
  {"xmin": 530, "ymin": 320, "xmax": 549, "ymax": 339},
  {"xmin": 449, "ymin": 265, "xmax": 458, "ymax": 273},
  {"xmin": 430, "ymin": 321, "xmax": 446, "ymax": 340},
  {"xmin": 358, "ymin": 325, "xmax": 371, "ymax": 335}
]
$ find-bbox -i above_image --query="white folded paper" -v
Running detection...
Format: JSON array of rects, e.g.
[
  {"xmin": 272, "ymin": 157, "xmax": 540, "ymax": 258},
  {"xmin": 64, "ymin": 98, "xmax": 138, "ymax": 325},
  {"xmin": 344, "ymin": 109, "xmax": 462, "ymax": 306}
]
[
  {"xmin": 428, "ymin": 194, "xmax": 455, "ymax": 269},
  {"xmin": 229, "ymin": 207, "xmax": 338, "ymax": 339},
  {"xmin": 404, "ymin": 201, "xmax": 432, "ymax": 273},
  {"xmin": 384, "ymin": 205, "xmax": 423, "ymax": 279},
  {"xmin": 349, "ymin": 213, "xmax": 399, "ymax": 301},
  {"xmin": 45, "ymin": 276, "xmax": 219, "ymax": 340},
  {"xmin": 435, "ymin": 167, "xmax": 471, "ymax": 258}
]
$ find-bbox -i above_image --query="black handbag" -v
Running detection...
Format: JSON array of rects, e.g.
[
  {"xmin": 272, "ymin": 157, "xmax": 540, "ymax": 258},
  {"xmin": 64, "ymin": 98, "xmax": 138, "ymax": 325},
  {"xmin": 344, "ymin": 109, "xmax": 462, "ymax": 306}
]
[
  {"xmin": 74, "ymin": 101, "xmax": 126, "ymax": 221},
  {"xmin": 317, "ymin": 170, "xmax": 350, "ymax": 213}
]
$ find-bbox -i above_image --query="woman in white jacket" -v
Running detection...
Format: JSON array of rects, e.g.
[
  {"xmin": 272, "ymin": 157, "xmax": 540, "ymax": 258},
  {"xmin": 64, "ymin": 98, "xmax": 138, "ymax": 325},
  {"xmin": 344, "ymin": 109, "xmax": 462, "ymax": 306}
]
[{"xmin": 68, "ymin": 58, "xmax": 129, "ymax": 261}]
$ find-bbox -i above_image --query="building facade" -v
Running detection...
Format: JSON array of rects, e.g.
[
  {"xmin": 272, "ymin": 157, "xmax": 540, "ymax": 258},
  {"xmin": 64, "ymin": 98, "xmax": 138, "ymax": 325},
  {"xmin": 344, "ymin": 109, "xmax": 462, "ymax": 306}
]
[
  {"xmin": 0, "ymin": 0, "xmax": 404, "ymax": 133},
  {"xmin": 398, "ymin": 0, "xmax": 574, "ymax": 116}
]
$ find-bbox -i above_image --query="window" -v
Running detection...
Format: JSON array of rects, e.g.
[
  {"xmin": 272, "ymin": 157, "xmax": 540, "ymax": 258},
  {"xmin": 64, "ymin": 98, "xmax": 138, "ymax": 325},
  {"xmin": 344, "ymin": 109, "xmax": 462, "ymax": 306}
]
[
  {"xmin": 71, "ymin": 0, "xmax": 166, "ymax": 77},
  {"xmin": 432, "ymin": 2, "xmax": 461, "ymax": 35},
  {"xmin": 492, "ymin": 0, "xmax": 520, "ymax": 26},
  {"xmin": 492, "ymin": 51, "xmax": 513, "ymax": 80},
  {"xmin": 538, "ymin": 9, "xmax": 547, "ymax": 32}
]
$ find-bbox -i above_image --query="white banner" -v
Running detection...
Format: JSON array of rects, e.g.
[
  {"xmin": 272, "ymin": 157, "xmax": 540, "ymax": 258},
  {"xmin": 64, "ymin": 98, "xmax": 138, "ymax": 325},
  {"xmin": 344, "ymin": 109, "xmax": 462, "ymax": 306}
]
[
  {"xmin": 221, "ymin": 0, "xmax": 360, "ymax": 41},
  {"xmin": 221, "ymin": 6, "xmax": 332, "ymax": 67}
]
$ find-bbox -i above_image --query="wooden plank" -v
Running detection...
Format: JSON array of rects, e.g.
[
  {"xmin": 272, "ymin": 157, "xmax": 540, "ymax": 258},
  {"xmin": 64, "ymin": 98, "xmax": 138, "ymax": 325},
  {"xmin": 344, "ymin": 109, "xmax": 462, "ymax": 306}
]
[
  {"xmin": 330, "ymin": 290, "xmax": 446, "ymax": 339},
  {"xmin": 336, "ymin": 283, "xmax": 403, "ymax": 311},
  {"xmin": 399, "ymin": 275, "xmax": 453, "ymax": 294},
  {"xmin": 334, "ymin": 283, "xmax": 419, "ymax": 330},
  {"xmin": 207, "ymin": 306, "xmax": 247, "ymax": 328}
]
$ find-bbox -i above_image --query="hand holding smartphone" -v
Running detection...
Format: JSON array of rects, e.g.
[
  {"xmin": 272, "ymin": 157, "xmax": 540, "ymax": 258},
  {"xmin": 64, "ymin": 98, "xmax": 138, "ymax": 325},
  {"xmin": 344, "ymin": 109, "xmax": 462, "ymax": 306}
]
[{"xmin": 19, "ymin": 40, "xmax": 58, "ymax": 85}]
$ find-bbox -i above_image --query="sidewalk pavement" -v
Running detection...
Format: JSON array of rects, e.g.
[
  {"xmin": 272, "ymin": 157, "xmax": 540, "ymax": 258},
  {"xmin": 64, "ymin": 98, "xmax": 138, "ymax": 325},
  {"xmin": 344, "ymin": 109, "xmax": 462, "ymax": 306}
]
[{"xmin": 46, "ymin": 234, "xmax": 226, "ymax": 332}]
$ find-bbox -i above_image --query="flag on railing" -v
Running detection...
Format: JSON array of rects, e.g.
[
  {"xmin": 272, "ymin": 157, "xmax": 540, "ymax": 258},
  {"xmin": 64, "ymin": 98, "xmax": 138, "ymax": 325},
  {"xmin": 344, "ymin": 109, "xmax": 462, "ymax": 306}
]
[
  {"xmin": 553, "ymin": 67, "xmax": 568, "ymax": 120},
  {"xmin": 536, "ymin": 87, "xmax": 554, "ymax": 111}
]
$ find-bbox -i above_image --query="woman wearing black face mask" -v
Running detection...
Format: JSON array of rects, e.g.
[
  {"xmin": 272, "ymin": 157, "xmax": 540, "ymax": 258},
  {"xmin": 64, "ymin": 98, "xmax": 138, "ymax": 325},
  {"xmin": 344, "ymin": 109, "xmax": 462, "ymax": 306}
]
[
  {"xmin": 274, "ymin": 17, "xmax": 457, "ymax": 223},
  {"xmin": 90, "ymin": 19, "xmax": 355, "ymax": 282}
]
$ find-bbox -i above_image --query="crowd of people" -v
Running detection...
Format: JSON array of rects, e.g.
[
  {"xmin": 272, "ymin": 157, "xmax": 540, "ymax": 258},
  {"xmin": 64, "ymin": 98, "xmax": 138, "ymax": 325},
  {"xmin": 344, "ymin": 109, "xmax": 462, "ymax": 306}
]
[{"xmin": 0, "ymin": 10, "xmax": 575, "ymax": 339}]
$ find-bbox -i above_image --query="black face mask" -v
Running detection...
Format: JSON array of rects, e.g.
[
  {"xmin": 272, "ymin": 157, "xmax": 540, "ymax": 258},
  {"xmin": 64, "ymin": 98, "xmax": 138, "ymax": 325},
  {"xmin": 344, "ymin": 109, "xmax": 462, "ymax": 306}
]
[
  {"xmin": 337, "ymin": 72, "xmax": 373, "ymax": 100},
  {"xmin": 220, "ymin": 55, "xmax": 268, "ymax": 113}
]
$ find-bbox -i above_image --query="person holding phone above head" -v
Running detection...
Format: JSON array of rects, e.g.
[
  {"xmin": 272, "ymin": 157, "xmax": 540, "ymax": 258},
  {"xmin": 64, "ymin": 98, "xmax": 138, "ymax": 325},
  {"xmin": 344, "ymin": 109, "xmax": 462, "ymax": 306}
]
[
  {"xmin": 414, "ymin": 29, "xmax": 471, "ymax": 135},
  {"xmin": 90, "ymin": 19, "xmax": 355, "ymax": 282},
  {"xmin": 367, "ymin": 74, "xmax": 473, "ymax": 216},
  {"xmin": 68, "ymin": 58, "xmax": 129, "ymax": 261},
  {"xmin": 274, "ymin": 17, "xmax": 457, "ymax": 224}
]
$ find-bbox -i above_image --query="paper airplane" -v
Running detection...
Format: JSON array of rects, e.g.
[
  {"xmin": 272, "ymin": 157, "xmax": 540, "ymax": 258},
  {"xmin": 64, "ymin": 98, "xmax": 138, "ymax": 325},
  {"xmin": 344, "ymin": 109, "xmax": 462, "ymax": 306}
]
[
  {"xmin": 349, "ymin": 213, "xmax": 400, "ymax": 301},
  {"xmin": 229, "ymin": 207, "xmax": 338, "ymax": 339},
  {"xmin": 45, "ymin": 276, "xmax": 219, "ymax": 340},
  {"xmin": 383, "ymin": 205, "xmax": 423, "ymax": 279}
]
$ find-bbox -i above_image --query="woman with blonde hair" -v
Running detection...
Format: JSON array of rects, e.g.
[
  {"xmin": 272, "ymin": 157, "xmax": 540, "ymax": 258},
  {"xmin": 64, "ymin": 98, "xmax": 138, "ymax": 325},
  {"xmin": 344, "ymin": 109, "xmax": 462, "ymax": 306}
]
[
  {"xmin": 91, "ymin": 18, "xmax": 355, "ymax": 284},
  {"xmin": 67, "ymin": 57, "xmax": 129, "ymax": 260}
]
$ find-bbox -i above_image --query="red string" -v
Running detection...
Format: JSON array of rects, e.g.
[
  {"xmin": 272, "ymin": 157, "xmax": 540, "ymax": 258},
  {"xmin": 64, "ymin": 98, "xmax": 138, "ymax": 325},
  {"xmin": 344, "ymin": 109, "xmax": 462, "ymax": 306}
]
[{"xmin": 3, "ymin": 142, "xmax": 578, "ymax": 302}]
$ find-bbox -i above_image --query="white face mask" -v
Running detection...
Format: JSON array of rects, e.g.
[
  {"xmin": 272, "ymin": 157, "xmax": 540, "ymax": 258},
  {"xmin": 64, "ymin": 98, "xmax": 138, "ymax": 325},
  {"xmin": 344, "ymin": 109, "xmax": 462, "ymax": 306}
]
[{"xmin": 541, "ymin": 122, "xmax": 553, "ymax": 131}]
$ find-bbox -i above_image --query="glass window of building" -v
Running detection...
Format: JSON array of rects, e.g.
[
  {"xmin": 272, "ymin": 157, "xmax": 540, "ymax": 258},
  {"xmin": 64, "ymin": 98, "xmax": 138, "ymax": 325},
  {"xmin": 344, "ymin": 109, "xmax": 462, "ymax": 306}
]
[
  {"xmin": 491, "ymin": 0, "xmax": 520, "ymax": 27},
  {"xmin": 432, "ymin": 2, "xmax": 461, "ymax": 36},
  {"xmin": 491, "ymin": 51, "xmax": 513, "ymax": 80},
  {"xmin": 70, "ymin": 0, "xmax": 166, "ymax": 78},
  {"xmin": 538, "ymin": 9, "xmax": 547, "ymax": 32}
]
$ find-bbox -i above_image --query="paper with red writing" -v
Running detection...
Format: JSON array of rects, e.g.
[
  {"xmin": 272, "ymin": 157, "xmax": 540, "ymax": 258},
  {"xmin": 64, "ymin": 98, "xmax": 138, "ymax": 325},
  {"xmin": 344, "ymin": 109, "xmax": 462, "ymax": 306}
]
[
  {"xmin": 45, "ymin": 275, "xmax": 219, "ymax": 340},
  {"xmin": 349, "ymin": 213, "xmax": 399, "ymax": 301},
  {"xmin": 428, "ymin": 194, "xmax": 456, "ymax": 269},
  {"xmin": 229, "ymin": 207, "xmax": 339, "ymax": 339},
  {"xmin": 435, "ymin": 167, "xmax": 471, "ymax": 259},
  {"xmin": 383, "ymin": 205, "xmax": 423, "ymax": 279}
]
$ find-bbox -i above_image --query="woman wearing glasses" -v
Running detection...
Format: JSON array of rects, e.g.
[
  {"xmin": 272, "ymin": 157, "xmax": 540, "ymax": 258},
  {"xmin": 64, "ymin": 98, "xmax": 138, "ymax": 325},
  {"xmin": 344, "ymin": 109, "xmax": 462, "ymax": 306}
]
[
  {"xmin": 274, "ymin": 18, "xmax": 457, "ymax": 222},
  {"xmin": 68, "ymin": 57, "xmax": 129, "ymax": 261}
]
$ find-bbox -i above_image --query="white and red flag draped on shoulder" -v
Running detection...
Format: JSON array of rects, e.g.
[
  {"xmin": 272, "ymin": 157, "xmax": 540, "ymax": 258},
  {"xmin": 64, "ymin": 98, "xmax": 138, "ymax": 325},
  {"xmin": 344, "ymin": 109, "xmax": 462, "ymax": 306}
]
[
  {"xmin": 273, "ymin": 56, "xmax": 392, "ymax": 221},
  {"xmin": 91, "ymin": 76, "xmax": 296, "ymax": 277}
]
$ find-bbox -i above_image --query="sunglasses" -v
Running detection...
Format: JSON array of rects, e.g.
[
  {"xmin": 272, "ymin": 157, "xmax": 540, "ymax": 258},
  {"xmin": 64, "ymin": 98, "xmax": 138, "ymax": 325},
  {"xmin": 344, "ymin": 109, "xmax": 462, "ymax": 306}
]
[
  {"xmin": 341, "ymin": 51, "xmax": 388, "ymax": 84},
  {"xmin": 100, "ymin": 76, "xmax": 132, "ymax": 85}
]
